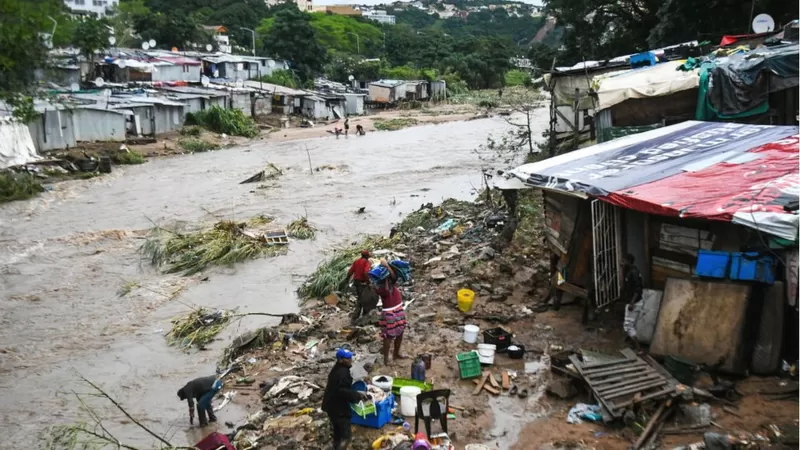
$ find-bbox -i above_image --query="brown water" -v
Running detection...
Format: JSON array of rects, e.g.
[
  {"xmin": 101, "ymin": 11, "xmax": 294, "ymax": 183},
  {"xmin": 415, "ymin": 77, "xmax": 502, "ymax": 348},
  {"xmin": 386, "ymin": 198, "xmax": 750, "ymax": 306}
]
[{"xmin": 0, "ymin": 114, "xmax": 548, "ymax": 448}]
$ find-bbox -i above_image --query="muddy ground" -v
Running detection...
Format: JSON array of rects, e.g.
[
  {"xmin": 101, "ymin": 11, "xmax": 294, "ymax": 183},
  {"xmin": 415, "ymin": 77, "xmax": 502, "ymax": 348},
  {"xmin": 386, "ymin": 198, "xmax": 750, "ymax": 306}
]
[{"xmin": 207, "ymin": 195, "xmax": 798, "ymax": 450}]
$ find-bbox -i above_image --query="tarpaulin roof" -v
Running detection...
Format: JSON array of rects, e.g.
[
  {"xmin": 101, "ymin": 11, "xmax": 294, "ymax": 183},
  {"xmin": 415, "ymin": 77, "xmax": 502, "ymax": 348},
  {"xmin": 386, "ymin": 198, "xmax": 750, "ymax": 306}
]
[
  {"xmin": 593, "ymin": 60, "xmax": 700, "ymax": 110},
  {"xmin": 502, "ymin": 121, "xmax": 799, "ymax": 240}
]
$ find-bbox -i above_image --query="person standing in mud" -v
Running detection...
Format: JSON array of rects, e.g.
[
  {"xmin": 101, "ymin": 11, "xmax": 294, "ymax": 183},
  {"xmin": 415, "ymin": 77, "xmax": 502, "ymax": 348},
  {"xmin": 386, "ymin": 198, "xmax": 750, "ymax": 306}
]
[
  {"xmin": 177, "ymin": 375, "xmax": 222, "ymax": 427},
  {"xmin": 344, "ymin": 116, "xmax": 350, "ymax": 136},
  {"xmin": 322, "ymin": 349, "xmax": 369, "ymax": 450},
  {"xmin": 345, "ymin": 250, "xmax": 378, "ymax": 321},
  {"xmin": 372, "ymin": 259, "xmax": 408, "ymax": 366}
]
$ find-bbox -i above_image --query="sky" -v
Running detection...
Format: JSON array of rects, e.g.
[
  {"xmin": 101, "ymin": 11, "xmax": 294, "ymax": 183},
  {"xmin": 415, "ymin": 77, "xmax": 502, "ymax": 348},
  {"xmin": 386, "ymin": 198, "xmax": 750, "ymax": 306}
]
[{"xmin": 314, "ymin": 0, "xmax": 544, "ymax": 6}]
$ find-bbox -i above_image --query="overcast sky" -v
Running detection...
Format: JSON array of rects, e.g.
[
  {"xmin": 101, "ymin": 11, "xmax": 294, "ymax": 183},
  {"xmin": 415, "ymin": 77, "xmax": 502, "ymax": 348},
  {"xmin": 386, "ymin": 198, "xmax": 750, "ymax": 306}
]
[{"xmin": 315, "ymin": 0, "xmax": 544, "ymax": 6}]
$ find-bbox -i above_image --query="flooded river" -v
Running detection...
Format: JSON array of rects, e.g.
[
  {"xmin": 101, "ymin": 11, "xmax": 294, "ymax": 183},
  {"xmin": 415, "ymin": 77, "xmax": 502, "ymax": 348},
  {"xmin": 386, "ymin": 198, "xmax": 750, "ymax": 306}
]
[{"xmin": 0, "ymin": 113, "xmax": 546, "ymax": 448}]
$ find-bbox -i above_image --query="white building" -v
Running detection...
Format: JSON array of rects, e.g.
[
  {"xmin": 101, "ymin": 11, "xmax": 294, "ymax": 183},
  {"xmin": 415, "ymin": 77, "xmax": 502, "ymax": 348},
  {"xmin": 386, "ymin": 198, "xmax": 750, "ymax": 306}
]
[
  {"xmin": 363, "ymin": 10, "xmax": 396, "ymax": 24},
  {"xmin": 63, "ymin": 0, "xmax": 118, "ymax": 16},
  {"xmin": 266, "ymin": 0, "xmax": 313, "ymax": 11}
]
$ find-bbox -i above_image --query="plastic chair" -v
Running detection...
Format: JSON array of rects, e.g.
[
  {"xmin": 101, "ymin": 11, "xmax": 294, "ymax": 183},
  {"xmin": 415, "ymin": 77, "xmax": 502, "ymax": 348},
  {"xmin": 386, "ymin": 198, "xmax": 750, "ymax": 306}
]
[{"xmin": 414, "ymin": 389, "xmax": 451, "ymax": 437}]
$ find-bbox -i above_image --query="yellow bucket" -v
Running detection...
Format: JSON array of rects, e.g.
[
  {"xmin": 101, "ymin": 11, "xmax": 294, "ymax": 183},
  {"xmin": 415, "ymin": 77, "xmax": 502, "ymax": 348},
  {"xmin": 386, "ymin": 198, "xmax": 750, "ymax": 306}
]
[{"xmin": 457, "ymin": 289, "xmax": 475, "ymax": 313}]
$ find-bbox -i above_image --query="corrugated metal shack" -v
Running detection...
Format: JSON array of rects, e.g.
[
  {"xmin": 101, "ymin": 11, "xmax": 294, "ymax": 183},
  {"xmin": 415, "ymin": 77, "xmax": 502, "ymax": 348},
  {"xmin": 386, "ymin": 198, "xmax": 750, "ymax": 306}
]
[{"xmin": 368, "ymin": 80, "xmax": 406, "ymax": 104}]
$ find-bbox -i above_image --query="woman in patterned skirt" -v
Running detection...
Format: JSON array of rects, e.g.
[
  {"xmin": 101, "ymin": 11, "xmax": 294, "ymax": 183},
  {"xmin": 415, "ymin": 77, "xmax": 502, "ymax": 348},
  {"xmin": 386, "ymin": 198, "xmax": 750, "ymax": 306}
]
[{"xmin": 373, "ymin": 259, "xmax": 408, "ymax": 366}]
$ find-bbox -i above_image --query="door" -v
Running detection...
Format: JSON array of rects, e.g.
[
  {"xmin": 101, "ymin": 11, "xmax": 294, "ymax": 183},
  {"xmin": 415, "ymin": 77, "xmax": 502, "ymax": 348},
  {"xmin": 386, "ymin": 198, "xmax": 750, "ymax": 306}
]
[{"xmin": 591, "ymin": 199, "xmax": 622, "ymax": 309}]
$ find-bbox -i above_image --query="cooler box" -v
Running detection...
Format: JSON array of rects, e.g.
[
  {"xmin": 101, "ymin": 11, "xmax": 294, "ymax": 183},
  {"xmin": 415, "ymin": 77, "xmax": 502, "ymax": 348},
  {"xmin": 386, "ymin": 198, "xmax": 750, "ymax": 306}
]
[
  {"xmin": 695, "ymin": 250, "xmax": 731, "ymax": 278},
  {"xmin": 350, "ymin": 381, "xmax": 395, "ymax": 429},
  {"xmin": 729, "ymin": 252, "xmax": 775, "ymax": 284},
  {"xmin": 195, "ymin": 432, "xmax": 235, "ymax": 450}
]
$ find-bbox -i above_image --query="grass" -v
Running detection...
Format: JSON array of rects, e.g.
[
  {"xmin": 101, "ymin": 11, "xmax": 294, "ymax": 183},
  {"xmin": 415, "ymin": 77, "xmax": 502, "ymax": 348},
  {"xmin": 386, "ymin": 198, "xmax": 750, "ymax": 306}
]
[
  {"xmin": 179, "ymin": 138, "xmax": 219, "ymax": 153},
  {"xmin": 179, "ymin": 125, "xmax": 202, "ymax": 137},
  {"xmin": 287, "ymin": 216, "xmax": 317, "ymax": 240},
  {"xmin": 116, "ymin": 280, "xmax": 140, "ymax": 298},
  {"xmin": 185, "ymin": 106, "xmax": 259, "ymax": 138},
  {"xmin": 0, "ymin": 171, "xmax": 45, "ymax": 203},
  {"xmin": 167, "ymin": 307, "xmax": 233, "ymax": 350},
  {"xmin": 112, "ymin": 150, "xmax": 145, "ymax": 165},
  {"xmin": 298, "ymin": 235, "xmax": 398, "ymax": 299},
  {"xmin": 139, "ymin": 218, "xmax": 287, "ymax": 276},
  {"xmin": 373, "ymin": 118, "xmax": 418, "ymax": 131}
]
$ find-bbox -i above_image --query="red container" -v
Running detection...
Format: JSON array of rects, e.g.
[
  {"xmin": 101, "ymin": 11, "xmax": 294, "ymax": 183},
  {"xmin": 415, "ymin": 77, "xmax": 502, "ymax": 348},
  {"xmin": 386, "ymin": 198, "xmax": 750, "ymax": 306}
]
[{"xmin": 195, "ymin": 432, "xmax": 235, "ymax": 450}]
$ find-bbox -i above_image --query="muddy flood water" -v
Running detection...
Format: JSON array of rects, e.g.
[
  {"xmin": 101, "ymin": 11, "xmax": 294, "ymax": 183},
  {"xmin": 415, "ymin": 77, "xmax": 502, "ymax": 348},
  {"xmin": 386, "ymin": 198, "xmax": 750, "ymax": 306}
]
[{"xmin": 0, "ymin": 112, "xmax": 548, "ymax": 448}]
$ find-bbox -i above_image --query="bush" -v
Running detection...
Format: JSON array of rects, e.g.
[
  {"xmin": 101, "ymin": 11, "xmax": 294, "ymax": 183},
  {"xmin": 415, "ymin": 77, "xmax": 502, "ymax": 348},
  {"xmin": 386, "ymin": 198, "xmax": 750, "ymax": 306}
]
[
  {"xmin": 257, "ymin": 69, "xmax": 297, "ymax": 88},
  {"xmin": 185, "ymin": 107, "xmax": 259, "ymax": 138},
  {"xmin": 179, "ymin": 126, "xmax": 202, "ymax": 137},
  {"xmin": 0, "ymin": 171, "xmax": 45, "ymax": 203},
  {"xmin": 504, "ymin": 69, "xmax": 530, "ymax": 87},
  {"xmin": 112, "ymin": 150, "xmax": 145, "ymax": 165},
  {"xmin": 179, "ymin": 138, "xmax": 219, "ymax": 153}
]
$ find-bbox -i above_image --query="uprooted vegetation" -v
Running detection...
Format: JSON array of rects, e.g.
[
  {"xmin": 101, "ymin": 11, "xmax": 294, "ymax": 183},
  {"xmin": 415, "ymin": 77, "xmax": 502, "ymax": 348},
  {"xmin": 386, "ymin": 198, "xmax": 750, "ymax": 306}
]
[
  {"xmin": 287, "ymin": 216, "xmax": 317, "ymax": 240},
  {"xmin": 0, "ymin": 171, "xmax": 45, "ymax": 203},
  {"xmin": 373, "ymin": 117, "xmax": 418, "ymax": 131},
  {"xmin": 111, "ymin": 150, "xmax": 146, "ymax": 165},
  {"xmin": 167, "ymin": 307, "xmax": 234, "ymax": 350},
  {"xmin": 178, "ymin": 137, "xmax": 220, "ymax": 153},
  {"xmin": 297, "ymin": 235, "xmax": 398, "ymax": 300},
  {"xmin": 139, "ymin": 217, "xmax": 287, "ymax": 276},
  {"xmin": 185, "ymin": 106, "xmax": 259, "ymax": 138}
]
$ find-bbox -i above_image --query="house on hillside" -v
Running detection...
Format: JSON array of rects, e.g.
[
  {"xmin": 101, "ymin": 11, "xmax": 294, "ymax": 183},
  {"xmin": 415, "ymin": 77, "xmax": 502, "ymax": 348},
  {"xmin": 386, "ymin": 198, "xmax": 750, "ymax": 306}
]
[{"xmin": 368, "ymin": 80, "xmax": 406, "ymax": 103}]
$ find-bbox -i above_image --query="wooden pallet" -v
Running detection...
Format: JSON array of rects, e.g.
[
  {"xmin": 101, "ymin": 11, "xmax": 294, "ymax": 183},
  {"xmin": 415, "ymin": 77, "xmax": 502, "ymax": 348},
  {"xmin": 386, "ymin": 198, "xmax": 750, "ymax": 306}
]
[
  {"xmin": 569, "ymin": 349, "xmax": 676, "ymax": 419},
  {"xmin": 264, "ymin": 230, "xmax": 289, "ymax": 245}
]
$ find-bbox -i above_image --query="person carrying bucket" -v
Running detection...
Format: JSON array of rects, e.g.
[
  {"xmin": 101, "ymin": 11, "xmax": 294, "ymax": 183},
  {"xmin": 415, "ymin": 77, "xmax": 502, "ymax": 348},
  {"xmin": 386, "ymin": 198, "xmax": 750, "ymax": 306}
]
[{"xmin": 370, "ymin": 259, "xmax": 409, "ymax": 366}]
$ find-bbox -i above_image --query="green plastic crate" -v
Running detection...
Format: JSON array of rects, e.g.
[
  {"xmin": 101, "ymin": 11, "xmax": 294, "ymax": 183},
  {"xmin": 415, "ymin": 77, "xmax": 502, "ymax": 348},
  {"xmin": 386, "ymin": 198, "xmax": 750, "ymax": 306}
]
[
  {"xmin": 457, "ymin": 351, "xmax": 481, "ymax": 379},
  {"xmin": 351, "ymin": 400, "xmax": 376, "ymax": 418},
  {"xmin": 391, "ymin": 377, "xmax": 432, "ymax": 396}
]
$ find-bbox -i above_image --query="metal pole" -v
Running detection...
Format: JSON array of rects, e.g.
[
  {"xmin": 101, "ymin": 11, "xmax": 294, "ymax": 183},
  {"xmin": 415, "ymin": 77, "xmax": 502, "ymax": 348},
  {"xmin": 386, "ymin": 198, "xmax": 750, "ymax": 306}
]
[
  {"xmin": 347, "ymin": 32, "xmax": 360, "ymax": 54},
  {"xmin": 242, "ymin": 27, "xmax": 256, "ymax": 56}
]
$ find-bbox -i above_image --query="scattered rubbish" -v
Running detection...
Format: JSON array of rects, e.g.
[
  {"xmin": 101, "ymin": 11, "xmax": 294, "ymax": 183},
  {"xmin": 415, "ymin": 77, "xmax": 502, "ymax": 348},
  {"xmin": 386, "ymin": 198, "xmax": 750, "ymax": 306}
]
[
  {"xmin": 167, "ymin": 307, "xmax": 233, "ymax": 349},
  {"xmin": 214, "ymin": 391, "xmax": 236, "ymax": 412},
  {"xmin": 434, "ymin": 219, "xmax": 458, "ymax": 234},
  {"xmin": 567, "ymin": 403, "xmax": 602, "ymax": 424}
]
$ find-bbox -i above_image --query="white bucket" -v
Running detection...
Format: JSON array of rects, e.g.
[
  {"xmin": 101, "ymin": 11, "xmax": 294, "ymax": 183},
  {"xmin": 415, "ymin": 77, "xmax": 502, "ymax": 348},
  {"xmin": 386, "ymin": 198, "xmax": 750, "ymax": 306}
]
[
  {"xmin": 463, "ymin": 324, "xmax": 480, "ymax": 344},
  {"xmin": 399, "ymin": 386, "xmax": 422, "ymax": 416},
  {"xmin": 371, "ymin": 375, "xmax": 393, "ymax": 392},
  {"xmin": 477, "ymin": 343, "xmax": 497, "ymax": 365}
]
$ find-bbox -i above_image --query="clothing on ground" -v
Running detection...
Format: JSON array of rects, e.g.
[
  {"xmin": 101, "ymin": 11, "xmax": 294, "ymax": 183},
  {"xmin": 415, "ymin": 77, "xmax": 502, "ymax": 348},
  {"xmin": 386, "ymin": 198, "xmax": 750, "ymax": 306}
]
[
  {"xmin": 623, "ymin": 300, "xmax": 643, "ymax": 339},
  {"xmin": 379, "ymin": 304, "xmax": 407, "ymax": 339},
  {"xmin": 321, "ymin": 362, "xmax": 363, "ymax": 418},
  {"xmin": 349, "ymin": 257, "xmax": 372, "ymax": 282}
]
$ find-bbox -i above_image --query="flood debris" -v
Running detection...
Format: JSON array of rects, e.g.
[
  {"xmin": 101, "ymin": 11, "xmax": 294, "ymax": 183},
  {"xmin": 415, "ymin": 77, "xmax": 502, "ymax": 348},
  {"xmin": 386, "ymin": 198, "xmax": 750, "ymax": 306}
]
[
  {"xmin": 167, "ymin": 307, "xmax": 234, "ymax": 350},
  {"xmin": 287, "ymin": 216, "xmax": 317, "ymax": 240},
  {"xmin": 240, "ymin": 163, "xmax": 282, "ymax": 184},
  {"xmin": 139, "ymin": 217, "xmax": 288, "ymax": 275}
]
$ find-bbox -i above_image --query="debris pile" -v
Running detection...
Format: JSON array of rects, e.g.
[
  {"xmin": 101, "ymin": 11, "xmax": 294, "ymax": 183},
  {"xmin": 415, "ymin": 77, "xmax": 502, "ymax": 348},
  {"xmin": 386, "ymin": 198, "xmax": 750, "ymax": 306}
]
[
  {"xmin": 167, "ymin": 307, "xmax": 234, "ymax": 350},
  {"xmin": 287, "ymin": 216, "xmax": 317, "ymax": 240}
]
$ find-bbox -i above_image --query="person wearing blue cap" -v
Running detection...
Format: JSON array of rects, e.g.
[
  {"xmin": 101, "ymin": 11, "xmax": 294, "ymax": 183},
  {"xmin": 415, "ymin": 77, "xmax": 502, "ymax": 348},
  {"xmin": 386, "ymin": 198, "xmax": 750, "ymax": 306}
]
[{"xmin": 322, "ymin": 348, "xmax": 369, "ymax": 450}]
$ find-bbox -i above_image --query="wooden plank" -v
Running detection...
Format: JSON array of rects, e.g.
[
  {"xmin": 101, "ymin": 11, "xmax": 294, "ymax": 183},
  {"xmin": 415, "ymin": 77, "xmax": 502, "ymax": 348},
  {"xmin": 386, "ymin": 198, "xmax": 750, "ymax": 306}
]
[
  {"xmin": 611, "ymin": 386, "xmax": 676, "ymax": 409},
  {"xmin": 556, "ymin": 281, "xmax": 590, "ymax": 299},
  {"xmin": 580, "ymin": 355, "xmax": 635, "ymax": 370},
  {"xmin": 473, "ymin": 372, "xmax": 490, "ymax": 395},
  {"xmin": 501, "ymin": 371, "xmax": 511, "ymax": 390},
  {"xmin": 603, "ymin": 379, "xmax": 668, "ymax": 399},
  {"xmin": 484, "ymin": 384, "xmax": 500, "ymax": 395},
  {"xmin": 592, "ymin": 372, "xmax": 663, "ymax": 387},
  {"xmin": 582, "ymin": 363, "xmax": 651, "ymax": 378},
  {"xmin": 632, "ymin": 401, "xmax": 668, "ymax": 450},
  {"xmin": 488, "ymin": 373, "xmax": 500, "ymax": 389}
]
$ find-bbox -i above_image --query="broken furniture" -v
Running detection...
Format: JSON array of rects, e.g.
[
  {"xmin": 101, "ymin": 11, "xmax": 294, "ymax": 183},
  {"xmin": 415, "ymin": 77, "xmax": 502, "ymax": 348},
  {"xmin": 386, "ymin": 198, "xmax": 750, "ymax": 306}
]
[
  {"xmin": 415, "ymin": 389, "xmax": 451, "ymax": 437},
  {"xmin": 264, "ymin": 230, "xmax": 289, "ymax": 245},
  {"xmin": 569, "ymin": 349, "xmax": 677, "ymax": 420}
]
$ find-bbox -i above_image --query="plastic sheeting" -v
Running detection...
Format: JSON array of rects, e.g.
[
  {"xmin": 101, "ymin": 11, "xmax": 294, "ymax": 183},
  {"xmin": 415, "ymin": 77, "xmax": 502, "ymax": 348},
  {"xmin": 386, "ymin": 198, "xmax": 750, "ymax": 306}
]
[
  {"xmin": 593, "ymin": 60, "xmax": 700, "ymax": 110},
  {"xmin": 0, "ymin": 117, "xmax": 40, "ymax": 169},
  {"xmin": 501, "ymin": 121, "xmax": 799, "ymax": 240}
]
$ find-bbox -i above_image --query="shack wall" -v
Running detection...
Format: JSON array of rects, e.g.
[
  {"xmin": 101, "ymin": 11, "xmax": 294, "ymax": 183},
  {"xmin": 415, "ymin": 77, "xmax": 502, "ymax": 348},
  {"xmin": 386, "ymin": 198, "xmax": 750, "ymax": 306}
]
[
  {"xmin": 28, "ymin": 109, "xmax": 77, "ymax": 152},
  {"xmin": 153, "ymin": 105, "xmax": 184, "ymax": 134},
  {"xmin": 72, "ymin": 109, "xmax": 126, "ymax": 142},
  {"xmin": 231, "ymin": 92, "xmax": 252, "ymax": 117},
  {"xmin": 368, "ymin": 85, "xmax": 393, "ymax": 103}
]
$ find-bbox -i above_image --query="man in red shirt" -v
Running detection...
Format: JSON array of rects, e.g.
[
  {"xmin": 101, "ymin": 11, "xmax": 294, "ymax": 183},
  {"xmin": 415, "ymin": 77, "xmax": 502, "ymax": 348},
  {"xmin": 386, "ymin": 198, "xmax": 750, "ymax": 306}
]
[{"xmin": 345, "ymin": 250, "xmax": 378, "ymax": 321}]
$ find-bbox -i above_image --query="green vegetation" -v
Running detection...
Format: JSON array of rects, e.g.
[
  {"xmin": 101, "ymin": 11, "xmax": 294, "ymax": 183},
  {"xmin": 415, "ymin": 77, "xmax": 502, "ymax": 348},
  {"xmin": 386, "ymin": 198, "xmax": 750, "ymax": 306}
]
[
  {"xmin": 298, "ymin": 235, "xmax": 398, "ymax": 299},
  {"xmin": 504, "ymin": 69, "xmax": 530, "ymax": 87},
  {"xmin": 185, "ymin": 106, "xmax": 258, "ymax": 138},
  {"xmin": 179, "ymin": 125, "xmax": 203, "ymax": 137},
  {"xmin": 112, "ymin": 150, "xmax": 146, "ymax": 165},
  {"xmin": 167, "ymin": 307, "xmax": 233, "ymax": 349},
  {"xmin": 0, "ymin": 172, "xmax": 45, "ymax": 203},
  {"xmin": 257, "ymin": 69, "xmax": 298, "ymax": 88},
  {"xmin": 179, "ymin": 138, "xmax": 219, "ymax": 153},
  {"xmin": 373, "ymin": 118, "xmax": 418, "ymax": 131},
  {"xmin": 287, "ymin": 216, "xmax": 317, "ymax": 240},
  {"xmin": 116, "ymin": 280, "xmax": 140, "ymax": 298},
  {"xmin": 140, "ymin": 218, "xmax": 287, "ymax": 276}
]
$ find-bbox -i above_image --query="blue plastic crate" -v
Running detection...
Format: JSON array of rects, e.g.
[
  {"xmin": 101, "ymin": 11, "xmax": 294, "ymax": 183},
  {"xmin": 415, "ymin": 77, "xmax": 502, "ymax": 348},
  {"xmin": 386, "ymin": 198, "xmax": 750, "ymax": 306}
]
[
  {"xmin": 350, "ymin": 393, "xmax": 395, "ymax": 428},
  {"xmin": 730, "ymin": 252, "xmax": 775, "ymax": 284},
  {"xmin": 695, "ymin": 250, "xmax": 731, "ymax": 278}
]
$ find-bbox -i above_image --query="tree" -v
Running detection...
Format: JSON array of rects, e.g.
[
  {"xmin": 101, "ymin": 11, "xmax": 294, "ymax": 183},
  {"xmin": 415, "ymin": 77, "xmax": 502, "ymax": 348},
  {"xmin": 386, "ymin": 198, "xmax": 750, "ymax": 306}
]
[
  {"xmin": 261, "ymin": 8, "xmax": 327, "ymax": 81},
  {"xmin": 73, "ymin": 17, "xmax": 111, "ymax": 65},
  {"xmin": 0, "ymin": 0, "xmax": 68, "ymax": 120},
  {"xmin": 527, "ymin": 42, "xmax": 558, "ymax": 73},
  {"xmin": 108, "ymin": 0, "xmax": 150, "ymax": 48}
]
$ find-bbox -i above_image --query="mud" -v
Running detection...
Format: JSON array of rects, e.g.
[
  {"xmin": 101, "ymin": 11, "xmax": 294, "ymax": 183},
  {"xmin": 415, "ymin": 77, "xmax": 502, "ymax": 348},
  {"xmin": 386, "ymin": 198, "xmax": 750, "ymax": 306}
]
[{"xmin": 0, "ymin": 114, "xmax": 541, "ymax": 448}]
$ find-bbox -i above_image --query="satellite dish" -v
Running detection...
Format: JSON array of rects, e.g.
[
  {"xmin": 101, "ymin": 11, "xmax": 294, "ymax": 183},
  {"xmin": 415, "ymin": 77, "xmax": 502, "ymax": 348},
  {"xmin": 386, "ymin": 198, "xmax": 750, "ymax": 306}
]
[
  {"xmin": 95, "ymin": 77, "xmax": 105, "ymax": 87},
  {"xmin": 348, "ymin": 75, "xmax": 355, "ymax": 81},
  {"xmin": 142, "ymin": 42, "xmax": 150, "ymax": 50},
  {"xmin": 201, "ymin": 75, "xmax": 210, "ymax": 87},
  {"xmin": 235, "ymin": 79, "xmax": 244, "ymax": 88},
  {"xmin": 752, "ymin": 13, "xmax": 775, "ymax": 33},
  {"xmin": 70, "ymin": 83, "xmax": 80, "ymax": 92},
  {"xmin": 108, "ymin": 36, "xmax": 116, "ymax": 45},
  {"xmin": 148, "ymin": 39, "xmax": 156, "ymax": 47},
  {"xmin": 206, "ymin": 44, "xmax": 213, "ymax": 52},
  {"xmin": 116, "ymin": 59, "xmax": 127, "ymax": 69}
]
